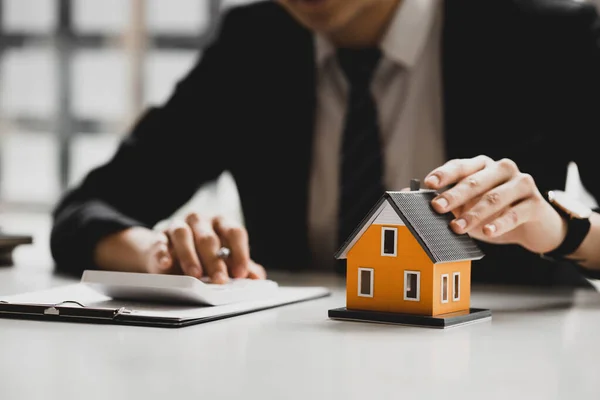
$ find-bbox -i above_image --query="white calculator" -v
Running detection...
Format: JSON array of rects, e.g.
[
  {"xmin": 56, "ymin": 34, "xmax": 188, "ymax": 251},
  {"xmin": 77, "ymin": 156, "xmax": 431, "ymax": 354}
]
[{"xmin": 81, "ymin": 270, "xmax": 279, "ymax": 306}]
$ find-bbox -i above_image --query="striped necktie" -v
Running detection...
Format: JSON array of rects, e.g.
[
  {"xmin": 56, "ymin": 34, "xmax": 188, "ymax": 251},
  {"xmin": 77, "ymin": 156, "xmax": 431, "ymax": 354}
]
[{"xmin": 335, "ymin": 47, "xmax": 385, "ymax": 274}]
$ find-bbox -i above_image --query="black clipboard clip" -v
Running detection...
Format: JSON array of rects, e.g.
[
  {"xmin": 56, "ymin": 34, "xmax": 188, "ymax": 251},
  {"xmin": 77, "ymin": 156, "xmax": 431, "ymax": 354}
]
[{"xmin": 0, "ymin": 300, "xmax": 132, "ymax": 321}]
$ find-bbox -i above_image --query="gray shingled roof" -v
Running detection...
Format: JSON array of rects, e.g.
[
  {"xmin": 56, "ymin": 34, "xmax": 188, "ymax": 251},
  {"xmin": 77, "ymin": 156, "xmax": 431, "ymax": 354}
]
[{"xmin": 335, "ymin": 191, "xmax": 485, "ymax": 263}]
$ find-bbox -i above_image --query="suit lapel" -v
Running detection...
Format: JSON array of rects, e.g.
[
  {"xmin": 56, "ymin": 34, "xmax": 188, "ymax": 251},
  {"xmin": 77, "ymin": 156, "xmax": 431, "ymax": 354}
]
[
  {"xmin": 243, "ymin": 22, "xmax": 317, "ymax": 270},
  {"xmin": 441, "ymin": 0, "xmax": 480, "ymax": 160},
  {"xmin": 280, "ymin": 31, "xmax": 317, "ymax": 269},
  {"xmin": 441, "ymin": 0, "xmax": 535, "ymax": 161}
]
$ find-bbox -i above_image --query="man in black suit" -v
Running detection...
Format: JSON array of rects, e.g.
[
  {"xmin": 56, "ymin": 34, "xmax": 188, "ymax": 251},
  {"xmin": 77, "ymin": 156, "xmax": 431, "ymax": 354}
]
[{"xmin": 51, "ymin": 0, "xmax": 600, "ymax": 287}]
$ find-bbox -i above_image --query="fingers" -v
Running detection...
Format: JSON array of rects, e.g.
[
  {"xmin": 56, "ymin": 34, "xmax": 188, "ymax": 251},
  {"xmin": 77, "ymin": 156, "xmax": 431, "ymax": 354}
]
[
  {"xmin": 213, "ymin": 216, "xmax": 250, "ymax": 279},
  {"xmin": 247, "ymin": 261, "xmax": 267, "ymax": 280},
  {"xmin": 186, "ymin": 213, "xmax": 229, "ymax": 284},
  {"xmin": 95, "ymin": 227, "xmax": 179, "ymax": 274},
  {"xmin": 431, "ymin": 159, "xmax": 522, "ymax": 215},
  {"xmin": 424, "ymin": 155, "xmax": 494, "ymax": 189},
  {"xmin": 448, "ymin": 174, "xmax": 537, "ymax": 235},
  {"xmin": 481, "ymin": 198, "xmax": 537, "ymax": 238},
  {"xmin": 424, "ymin": 156, "xmax": 546, "ymax": 245},
  {"xmin": 155, "ymin": 232, "xmax": 173, "ymax": 271},
  {"xmin": 165, "ymin": 213, "xmax": 261, "ymax": 283},
  {"xmin": 166, "ymin": 221, "xmax": 202, "ymax": 278}
]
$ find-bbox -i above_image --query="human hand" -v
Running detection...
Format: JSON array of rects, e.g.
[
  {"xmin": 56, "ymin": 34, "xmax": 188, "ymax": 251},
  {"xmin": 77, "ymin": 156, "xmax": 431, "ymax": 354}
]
[
  {"xmin": 163, "ymin": 213, "xmax": 266, "ymax": 283},
  {"xmin": 423, "ymin": 155, "xmax": 567, "ymax": 254},
  {"xmin": 94, "ymin": 226, "xmax": 174, "ymax": 275},
  {"xmin": 94, "ymin": 214, "xmax": 266, "ymax": 283}
]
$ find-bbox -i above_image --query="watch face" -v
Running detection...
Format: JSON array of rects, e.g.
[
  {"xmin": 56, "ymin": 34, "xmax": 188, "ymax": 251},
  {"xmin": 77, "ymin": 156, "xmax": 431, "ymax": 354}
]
[{"xmin": 548, "ymin": 190, "xmax": 593, "ymax": 219}]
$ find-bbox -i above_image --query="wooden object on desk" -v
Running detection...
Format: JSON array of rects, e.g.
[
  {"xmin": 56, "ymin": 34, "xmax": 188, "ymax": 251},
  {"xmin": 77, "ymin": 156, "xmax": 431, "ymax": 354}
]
[{"xmin": 0, "ymin": 234, "xmax": 33, "ymax": 266}]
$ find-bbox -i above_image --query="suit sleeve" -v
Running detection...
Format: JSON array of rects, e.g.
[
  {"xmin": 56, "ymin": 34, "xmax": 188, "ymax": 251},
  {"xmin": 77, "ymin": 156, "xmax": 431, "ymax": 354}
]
[
  {"xmin": 567, "ymin": 4, "xmax": 600, "ymax": 281},
  {"xmin": 50, "ymin": 9, "xmax": 245, "ymax": 275}
]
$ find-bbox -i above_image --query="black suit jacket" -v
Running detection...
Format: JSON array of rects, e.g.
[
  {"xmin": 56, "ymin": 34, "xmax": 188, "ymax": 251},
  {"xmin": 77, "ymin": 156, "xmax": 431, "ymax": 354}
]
[{"xmin": 50, "ymin": 0, "xmax": 600, "ymax": 286}]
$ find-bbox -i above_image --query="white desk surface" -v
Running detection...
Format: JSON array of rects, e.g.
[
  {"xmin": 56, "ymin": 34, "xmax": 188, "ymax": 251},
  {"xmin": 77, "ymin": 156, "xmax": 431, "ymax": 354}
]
[{"xmin": 1, "ymin": 265, "xmax": 600, "ymax": 400}]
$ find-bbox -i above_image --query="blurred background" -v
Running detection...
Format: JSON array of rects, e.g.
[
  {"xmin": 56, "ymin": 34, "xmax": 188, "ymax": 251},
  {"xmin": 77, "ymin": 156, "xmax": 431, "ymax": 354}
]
[
  {"xmin": 1, "ymin": 0, "xmax": 599, "ymax": 267},
  {"xmin": 0, "ymin": 0, "xmax": 261, "ymax": 265}
]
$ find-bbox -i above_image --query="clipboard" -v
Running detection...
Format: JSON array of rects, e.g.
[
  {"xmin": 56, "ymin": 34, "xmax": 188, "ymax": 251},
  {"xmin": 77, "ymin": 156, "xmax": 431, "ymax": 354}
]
[{"xmin": 0, "ymin": 284, "xmax": 331, "ymax": 328}]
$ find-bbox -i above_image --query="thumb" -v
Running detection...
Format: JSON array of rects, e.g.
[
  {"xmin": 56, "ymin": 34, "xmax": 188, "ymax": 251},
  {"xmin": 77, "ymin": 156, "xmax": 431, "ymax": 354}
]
[
  {"xmin": 155, "ymin": 246, "xmax": 173, "ymax": 272},
  {"xmin": 147, "ymin": 232, "xmax": 174, "ymax": 273}
]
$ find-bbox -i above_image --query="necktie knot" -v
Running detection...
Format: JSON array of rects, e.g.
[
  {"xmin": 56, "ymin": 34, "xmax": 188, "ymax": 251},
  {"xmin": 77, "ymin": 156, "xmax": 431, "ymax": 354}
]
[{"xmin": 336, "ymin": 47, "xmax": 382, "ymax": 90}]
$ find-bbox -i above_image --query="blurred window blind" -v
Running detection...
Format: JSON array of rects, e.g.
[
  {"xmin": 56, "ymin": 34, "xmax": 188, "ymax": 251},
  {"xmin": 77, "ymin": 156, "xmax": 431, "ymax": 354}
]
[{"xmin": 0, "ymin": 0, "xmax": 261, "ymax": 211}]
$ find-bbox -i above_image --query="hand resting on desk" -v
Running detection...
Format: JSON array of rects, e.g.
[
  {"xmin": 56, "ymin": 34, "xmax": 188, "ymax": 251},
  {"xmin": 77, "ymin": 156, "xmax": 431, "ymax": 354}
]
[{"xmin": 93, "ymin": 213, "xmax": 266, "ymax": 284}]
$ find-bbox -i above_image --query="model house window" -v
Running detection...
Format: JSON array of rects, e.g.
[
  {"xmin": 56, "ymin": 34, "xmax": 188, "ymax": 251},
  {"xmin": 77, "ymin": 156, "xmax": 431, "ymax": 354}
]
[
  {"xmin": 453, "ymin": 272, "xmax": 460, "ymax": 301},
  {"xmin": 404, "ymin": 271, "xmax": 420, "ymax": 301},
  {"xmin": 358, "ymin": 268, "xmax": 374, "ymax": 297},
  {"xmin": 381, "ymin": 227, "xmax": 397, "ymax": 256},
  {"xmin": 441, "ymin": 274, "xmax": 449, "ymax": 303}
]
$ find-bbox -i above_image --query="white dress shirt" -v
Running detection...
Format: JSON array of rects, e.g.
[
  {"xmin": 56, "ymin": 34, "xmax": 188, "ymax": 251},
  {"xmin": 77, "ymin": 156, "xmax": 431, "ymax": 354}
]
[{"xmin": 308, "ymin": 0, "xmax": 446, "ymax": 269}]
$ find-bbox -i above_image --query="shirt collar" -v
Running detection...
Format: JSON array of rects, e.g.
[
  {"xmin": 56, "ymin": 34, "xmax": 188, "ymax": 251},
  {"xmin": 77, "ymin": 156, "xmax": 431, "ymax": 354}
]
[
  {"xmin": 315, "ymin": 0, "xmax": 439, "ymax": 69},
  {"xmin": 315, "ymin": 33, "xmax": 335, "ymax": 68}
]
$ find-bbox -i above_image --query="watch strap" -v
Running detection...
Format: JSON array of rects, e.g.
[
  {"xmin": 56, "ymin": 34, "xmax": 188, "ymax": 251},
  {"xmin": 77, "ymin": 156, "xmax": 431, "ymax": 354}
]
[{"xmin": 542, "ymin": 216, "xmax": 591, "ymax": 260}]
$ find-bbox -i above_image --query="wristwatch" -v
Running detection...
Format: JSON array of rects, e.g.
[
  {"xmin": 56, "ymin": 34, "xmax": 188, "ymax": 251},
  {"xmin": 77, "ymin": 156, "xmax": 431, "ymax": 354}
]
[{"xmin": 541, "ymin": 190, "xmax": 593, "ymax": 261}]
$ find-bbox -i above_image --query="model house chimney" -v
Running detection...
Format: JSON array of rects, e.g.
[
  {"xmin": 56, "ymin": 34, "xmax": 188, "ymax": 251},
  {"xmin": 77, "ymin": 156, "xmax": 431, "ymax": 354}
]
[{"xmin": 410, "ymin": 179, "xmax": 420, "ymax": 191}]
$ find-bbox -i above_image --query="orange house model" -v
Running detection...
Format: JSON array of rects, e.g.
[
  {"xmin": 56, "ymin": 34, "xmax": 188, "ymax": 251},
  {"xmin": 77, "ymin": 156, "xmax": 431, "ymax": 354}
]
[{"xmin": 328, "ymin": 181, "xmax": 492, "ymax": 328}]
